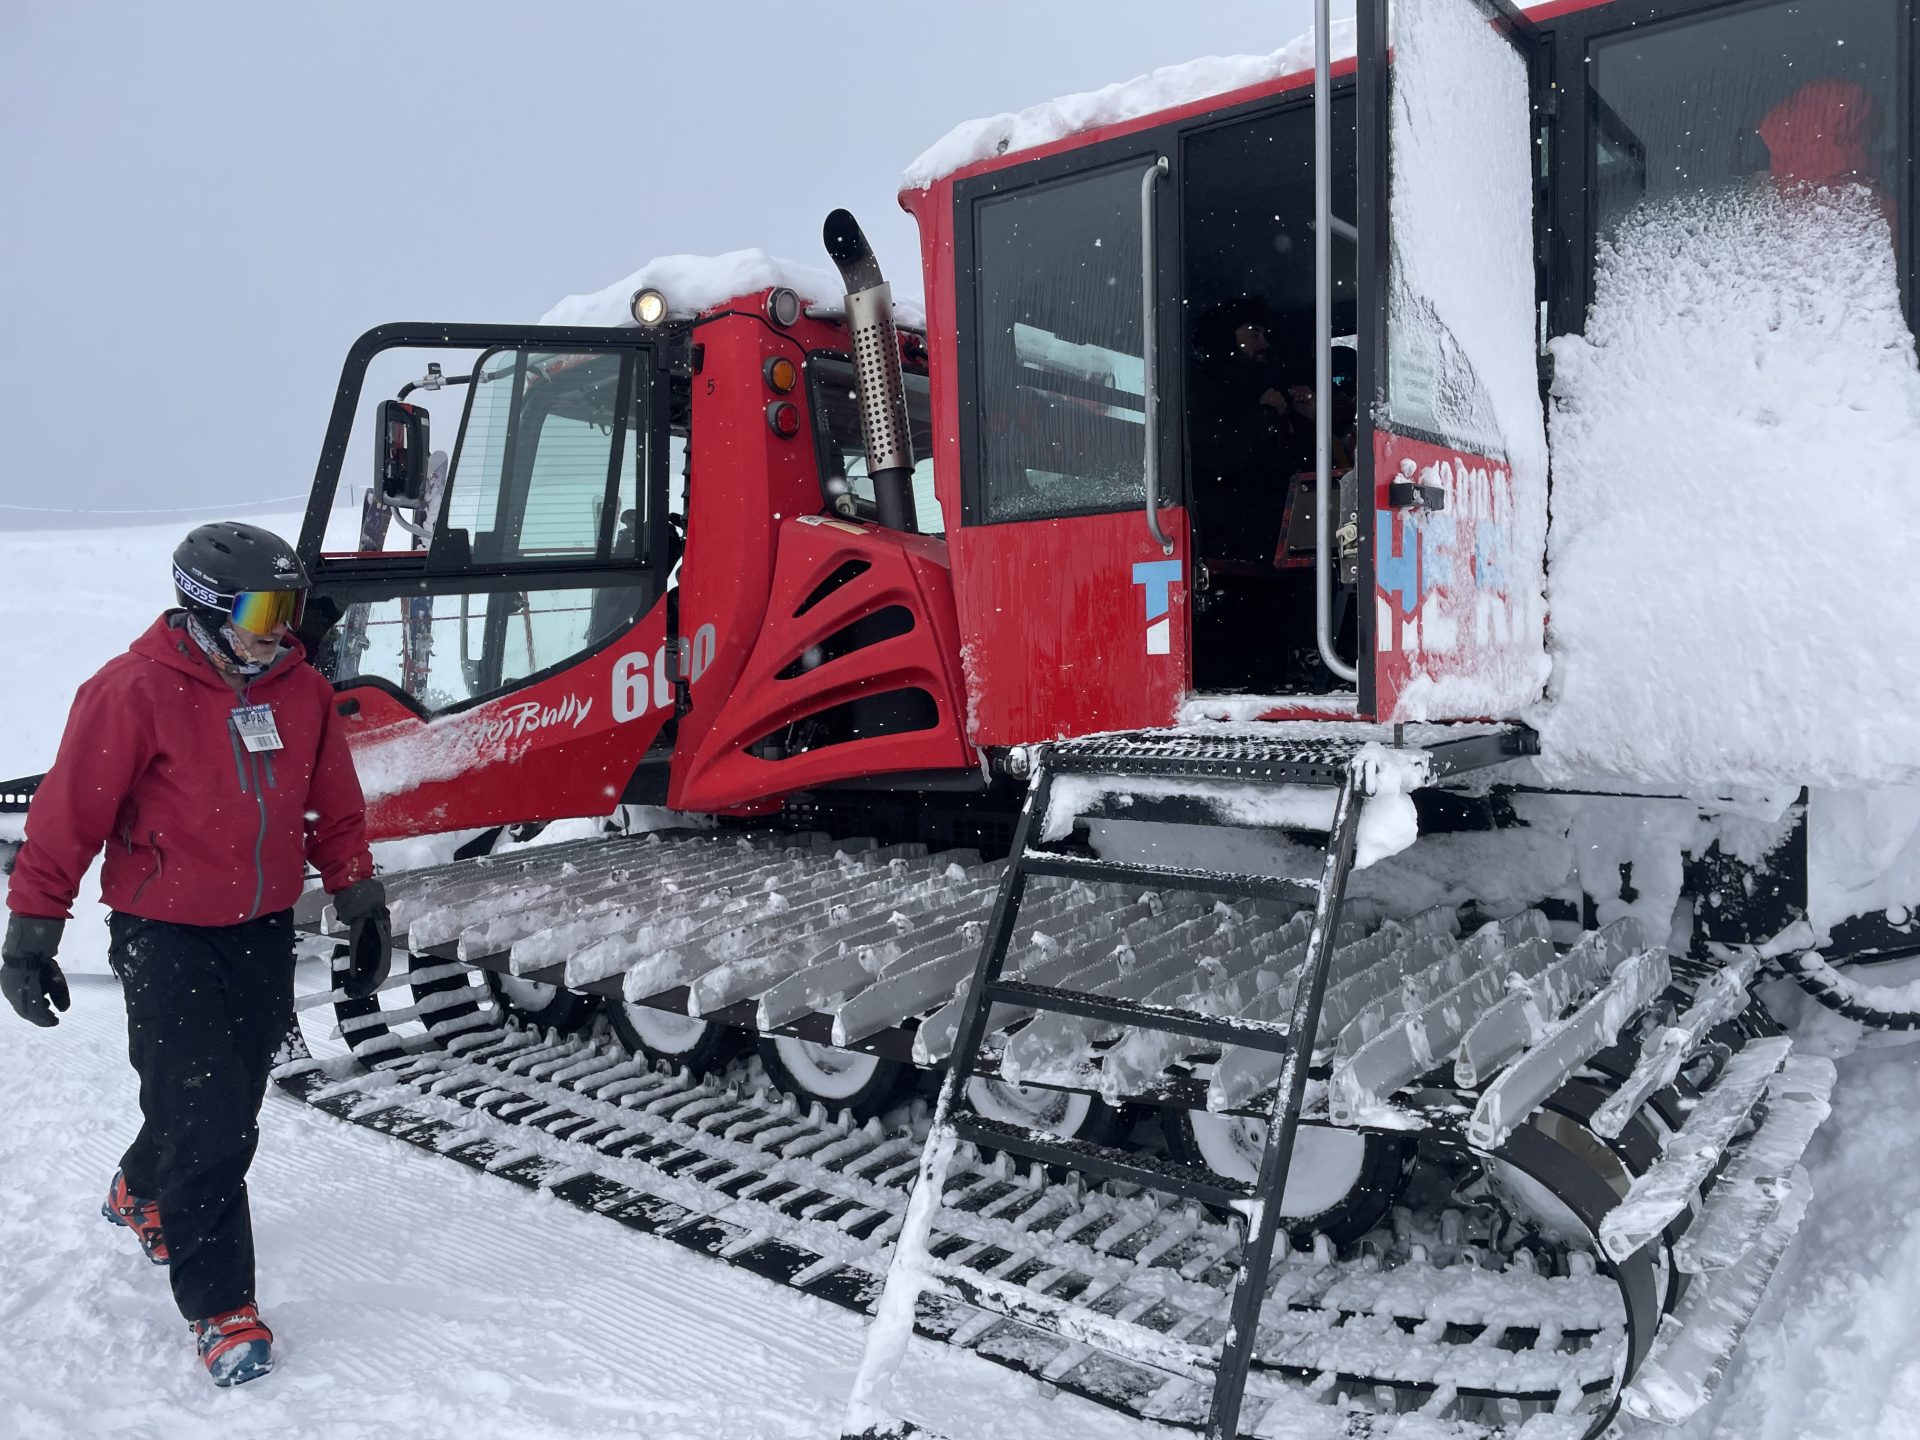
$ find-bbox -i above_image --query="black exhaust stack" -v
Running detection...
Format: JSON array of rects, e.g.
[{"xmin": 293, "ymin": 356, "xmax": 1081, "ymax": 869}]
[{"xmin": 823, "ymin": 208, "xmax": 917, "ymax": 534}]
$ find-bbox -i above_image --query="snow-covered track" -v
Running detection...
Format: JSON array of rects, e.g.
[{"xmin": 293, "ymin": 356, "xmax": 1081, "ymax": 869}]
[
  {"xmin": 284, "ymin": 765, "xmax": 1834, "ymax": 1439},
  {"xmin": 272, "ymin": 1021, "xmax": 1632, "ymax": 1438}
]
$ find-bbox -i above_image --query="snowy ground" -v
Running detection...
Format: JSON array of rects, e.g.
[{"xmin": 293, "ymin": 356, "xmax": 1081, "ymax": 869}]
[
  {"xmin": 3, "ymin": 518, "xmax": 1919, "ymax": 1439},
  {"xmin": 0, "ymin": 515, "xmax": 1149, "ymax": 1440},
  {"xmin": 0, "ymin": 938, "xmax": 1185, "ymax": 1440}
]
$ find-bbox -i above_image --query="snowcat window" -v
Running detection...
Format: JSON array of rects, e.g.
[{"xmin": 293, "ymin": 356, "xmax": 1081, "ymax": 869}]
[
  {"xmin": 971, "ymin": 161, "xmax": 1152, "ymax": 523},
  {"xmin": 326, "ymin": 585, "xmax": 644, "ymax": 713},
  {"xmin": 440, "ymin": 348, "xmax": 646, "ymax": 567},
  {"xmin": 808, "ymin": 355, "xmax": 941, "ymax": 535},
  {"xmin": 1588, "ymin": 0, "xmax": 1903, "ymax": 272}
]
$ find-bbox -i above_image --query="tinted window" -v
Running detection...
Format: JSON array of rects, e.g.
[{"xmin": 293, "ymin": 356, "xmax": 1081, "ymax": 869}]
[
  {"xmin": 325, "ymin": 584, "xmax": 647, "ymax": 715},
  {"xmin": 1590, "ymin": 0, "xmax": 1902, "ymax": 248},
  {"xmin": 972, "ymin": 162, "xmax": 1152, "ymax": 522},
  {"xmin": 442, "ymin": 349, "xmax": 642, "ymax": 565}
]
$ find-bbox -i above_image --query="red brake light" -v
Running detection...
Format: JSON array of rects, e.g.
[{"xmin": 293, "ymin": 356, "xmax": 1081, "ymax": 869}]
[{"xmin": 767, "ymin": 401, "xmax": 801, "ymax": 438}]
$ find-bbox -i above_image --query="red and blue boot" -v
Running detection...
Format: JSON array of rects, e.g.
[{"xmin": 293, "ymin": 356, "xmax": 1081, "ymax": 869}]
[
  {"xmin": 192, "ymin": 1303, "xmax": 274, "ymax": 1386},
  {"xmin": 100, "ymin": 1170, "xmax": 170, "ymax": 1265}
]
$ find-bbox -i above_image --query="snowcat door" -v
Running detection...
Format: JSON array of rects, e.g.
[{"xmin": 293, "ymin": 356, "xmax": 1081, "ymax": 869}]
[
  {"xmin": 949, "ymin": 150, "xmax": 1190, "ymax": 747},
  {"xmin": 1359, "ymin": 0, "xmax": 1550, "ymax": 721},
  {"xmin": 298, "ymin": 325, "xmax": 679, "ymax": 840}
]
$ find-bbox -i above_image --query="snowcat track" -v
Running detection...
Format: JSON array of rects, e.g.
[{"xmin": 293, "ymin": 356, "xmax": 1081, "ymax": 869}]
[
  {"xmin": 273, "ymin": 1022, "xmax": 1629, "ymax": 1436},
  {"xmin": 286, "ymin": 794, "xmax": 1831, "ymax": 1435}
]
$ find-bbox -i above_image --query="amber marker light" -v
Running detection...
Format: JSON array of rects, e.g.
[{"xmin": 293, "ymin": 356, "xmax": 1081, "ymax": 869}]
[{"xmin": 764, "ymin": 357, "xmax": 799, "ymax": 394}]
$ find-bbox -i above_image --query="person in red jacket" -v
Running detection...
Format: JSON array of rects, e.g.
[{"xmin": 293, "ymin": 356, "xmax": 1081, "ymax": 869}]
[{"xmin": 0, "ymin": 521, "xmax": 392, "ymax": 1388}]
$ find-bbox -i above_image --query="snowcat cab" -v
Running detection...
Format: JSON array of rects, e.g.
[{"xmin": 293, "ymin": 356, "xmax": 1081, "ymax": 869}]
[
  {"xmin": 905, "ymin": 0, "xmax": 1547, "ymax": 738},
  {"xmin": 294, "ymin": 277, "xmax": 975, "ymax": 844}
]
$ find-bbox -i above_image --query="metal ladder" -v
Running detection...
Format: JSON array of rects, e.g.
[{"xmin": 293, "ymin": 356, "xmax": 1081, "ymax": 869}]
[{"xmin": 841, "ymin": 731, "xmax": 1376, "ymax": 1440}]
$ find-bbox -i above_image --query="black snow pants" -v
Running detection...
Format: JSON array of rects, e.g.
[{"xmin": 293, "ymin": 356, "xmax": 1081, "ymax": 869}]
[{"xmin": 106, "ymin": 909, "xmax": 296, "ymax": 1321}]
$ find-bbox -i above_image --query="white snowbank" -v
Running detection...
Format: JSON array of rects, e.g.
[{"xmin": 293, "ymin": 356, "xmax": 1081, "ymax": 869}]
[
  {"xmin": 542, "ymin": 249, "xmax": 927, "ymax": 331},
  {"xmin": 1539, "ymin": 182, "xmax": 1920, "ymax": 793},
  {"xmin": 903, "ymin": 21, "xmax": 1355, "ymax": 189},
  {"xmin": 1808, "ymin": 787, "xmax": 1920, "ymax": 937}
]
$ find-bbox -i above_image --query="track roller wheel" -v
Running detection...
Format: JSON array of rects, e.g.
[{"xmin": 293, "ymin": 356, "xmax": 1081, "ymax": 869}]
[
  {"xmin": 609, "ymin": 1001, "xmax": 746, "ymax": 1076},
  {"xmin": 482, "ymin": 970, "xmax": 598, "ymax": 1034},
  {"xmin": 964, "ymin": 1076, "xmax": 1124, "ymax": 1146},
  {"xmin": 1164, "ymin": 1110, "xmax": 1410, "ymax": 1244},
  {"xmin": 757, "ymin": 1035, "xmax": 910, "ymax": 1123}
]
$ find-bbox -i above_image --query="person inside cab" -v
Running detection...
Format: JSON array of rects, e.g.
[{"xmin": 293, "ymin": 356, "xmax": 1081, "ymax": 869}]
[{"xmin": 1189, "ymin": 296, "xmax": 1312, "ymax": 569}]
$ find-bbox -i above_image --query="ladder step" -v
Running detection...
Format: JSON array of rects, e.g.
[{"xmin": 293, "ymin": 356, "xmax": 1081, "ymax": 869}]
[
  {"xmin": 1020, "ymin": 852, "xmax": 1318, "ymax": 904},
  {"xmin": 982, "ymin": 979, "xmax": 1292, "ymax": 1053},
  {"xmin": 916, "ymin": 1251, "xmax": 1221, "ymax": 1383},
  {"xmin": 949, "ymin": 1114, "xmax": 1254, "ymax": 1209}
]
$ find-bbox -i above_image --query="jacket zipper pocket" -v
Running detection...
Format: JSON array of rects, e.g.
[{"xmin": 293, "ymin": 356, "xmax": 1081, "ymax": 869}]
[
  {"xmin": 227, "ymin": 719, "xmax": 251, "ymax": 795},
  {"xmin": 129, "ymin": 833, "xmax": 165, "ymax": 905}
]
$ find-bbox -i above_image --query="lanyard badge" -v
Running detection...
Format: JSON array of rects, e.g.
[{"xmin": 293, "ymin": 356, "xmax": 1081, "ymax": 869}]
[{"xmin": 231, "ymin": 702, "xmax": 285, "ymax": 754}]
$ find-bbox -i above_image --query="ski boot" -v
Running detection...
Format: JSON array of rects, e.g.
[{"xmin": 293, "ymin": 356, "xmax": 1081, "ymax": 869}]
[
  {"xmin": 101, "ymin": 1169, "xmax": 169, "ymax": 1265},
  {"xmin": 192, "ymin": 1304, "xmax": 274, "ymax": 1386}
]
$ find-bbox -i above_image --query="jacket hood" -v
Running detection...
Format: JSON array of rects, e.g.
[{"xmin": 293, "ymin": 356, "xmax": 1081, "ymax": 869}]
[
  {"xmin": 133, "ymin": 611, "xmax": 312, "ymax": 690},
  {"xmin": 1760, "ymin": 79, "xmax": 1881, "ymax": 188}
]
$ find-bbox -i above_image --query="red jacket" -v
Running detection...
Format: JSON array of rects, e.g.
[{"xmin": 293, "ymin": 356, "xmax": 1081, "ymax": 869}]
[{"xmin": 8, "ymin": 613, "xmax": 374, "ymax": 927}]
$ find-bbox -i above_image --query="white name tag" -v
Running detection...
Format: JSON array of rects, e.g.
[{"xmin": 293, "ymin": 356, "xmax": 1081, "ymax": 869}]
[{"xmin": 231, "ymin": 703, "xmax": 284, "ymax": 754}]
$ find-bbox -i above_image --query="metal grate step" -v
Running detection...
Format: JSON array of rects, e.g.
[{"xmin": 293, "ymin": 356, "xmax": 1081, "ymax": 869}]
[{"xmin": 1046, "ymin": 725, "xmax": 1535, "ymax": 786}]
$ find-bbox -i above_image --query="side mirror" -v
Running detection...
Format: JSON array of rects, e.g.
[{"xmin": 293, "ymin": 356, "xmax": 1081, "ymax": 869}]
[{"xmin": 376, "ymin": 399, "xmax": 431, "ymax": 508}]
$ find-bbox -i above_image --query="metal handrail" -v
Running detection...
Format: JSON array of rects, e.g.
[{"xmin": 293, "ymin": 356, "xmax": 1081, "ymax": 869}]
[
  {"xmin": 1139, "ymin": 156, "xmax": 1173, "ymax": 557},
  {"xmin": 1315, "ymin": 0, "xmax": 1360, "ymax": 683}
]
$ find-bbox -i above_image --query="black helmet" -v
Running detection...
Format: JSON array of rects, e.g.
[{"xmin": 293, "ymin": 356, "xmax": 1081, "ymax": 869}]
[{"xmin": 172, "ymin": 522, "xmax": 309, "ymax": 667}]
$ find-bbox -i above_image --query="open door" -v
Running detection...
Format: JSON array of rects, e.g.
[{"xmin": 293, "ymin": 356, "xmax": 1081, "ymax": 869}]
[
  {"xmin": 297, "ymin": 325, "xmax": 679, "ymax": 839},
  {"xmin": 1358, "ymin": 0, "xmax": 1551, "ymax": 722}
]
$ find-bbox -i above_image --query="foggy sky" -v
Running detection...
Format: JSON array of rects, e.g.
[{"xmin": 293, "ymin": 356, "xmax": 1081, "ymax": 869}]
[{"xmin": 0, "ymin": 1, "xmax": 1328, "ymax": 530}]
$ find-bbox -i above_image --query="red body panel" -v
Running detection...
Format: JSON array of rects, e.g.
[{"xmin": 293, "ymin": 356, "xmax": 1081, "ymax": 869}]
[
  {"xmin": 673, "ymin": 517, "xmax": 974, "ymax": 808},
  {"xmin": 342, "ymin": 601, "xmax": 675, "ymax": 840},
  {"xmin": 952, "ymin": 510, "xmax": 1192, "ymax": 746},
  {"xmin": 663, "ymin": 310, "xmax": 977, "ymax": 813},
  {"xmin": 1370, "ymin": 429, "xmax": 1539, "ymax": 722}
]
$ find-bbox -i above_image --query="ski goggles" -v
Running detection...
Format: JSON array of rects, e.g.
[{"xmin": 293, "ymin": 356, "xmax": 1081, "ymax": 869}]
[
  {"xmin": 177, "ymin": 564, "xmax": 306, "ymax": 634},
  {"xmin": 228, "ymin": 588, "xmax": 306, "ymax": 635}
]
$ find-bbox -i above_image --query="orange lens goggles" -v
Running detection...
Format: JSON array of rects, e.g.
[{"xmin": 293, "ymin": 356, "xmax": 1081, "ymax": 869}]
[{"xmin": 228, "ymin": 589, "xmax": 305, "ymax": 635}]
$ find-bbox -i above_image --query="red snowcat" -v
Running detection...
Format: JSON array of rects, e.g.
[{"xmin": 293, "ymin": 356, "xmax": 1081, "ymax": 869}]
[{"xmin": 8, "ymin": 0, "xmax": 1914, "ymax": 1437}]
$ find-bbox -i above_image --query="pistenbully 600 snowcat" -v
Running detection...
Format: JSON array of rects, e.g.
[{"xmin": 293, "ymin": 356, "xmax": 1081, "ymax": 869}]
[{"xmin": 9, "ymin": 0, "xmax": 1916, "ymax": 1436}]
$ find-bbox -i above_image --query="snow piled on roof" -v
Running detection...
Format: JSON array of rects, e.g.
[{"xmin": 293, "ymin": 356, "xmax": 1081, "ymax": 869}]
[
  {"xmin": 1537, "ymin": 182, "xmax": 1920, "ymax": 794},
  {"xmin": 903, "ymin": 20, "xmax": 1355, "ymax": 189},
  {"xmin": 541, "ymin": 249, "xmax": 926, "ymax": 331}
]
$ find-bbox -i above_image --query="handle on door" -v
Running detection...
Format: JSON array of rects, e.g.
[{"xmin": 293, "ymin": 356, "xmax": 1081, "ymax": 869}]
[{"xmin": 1139, "ymin": 156, "xmax": 1173, "ymax": 557}]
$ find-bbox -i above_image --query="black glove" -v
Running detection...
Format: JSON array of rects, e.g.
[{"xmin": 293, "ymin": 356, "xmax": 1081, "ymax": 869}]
[
  {"xmin": 332, "ymin": 878, "xmax": 392, "ymax": 1001},
  {"xmin": 2, "ymin": 916, "xmax": 70, "ymax": 1028}
]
